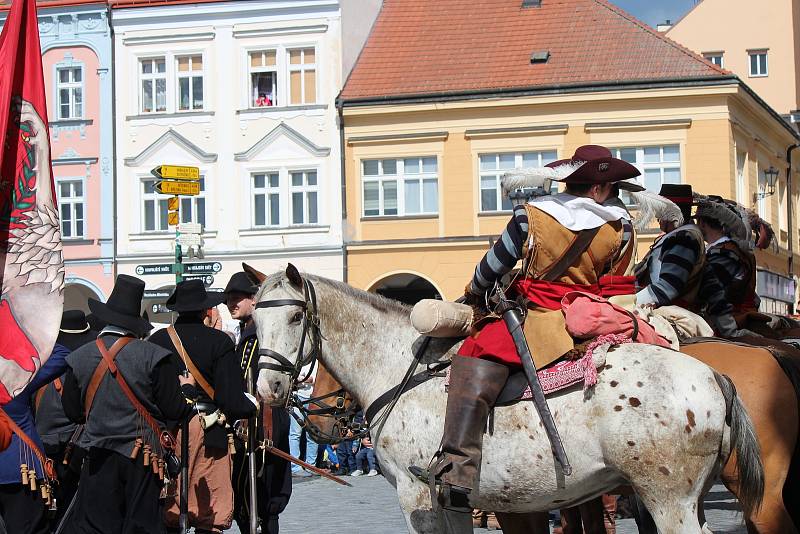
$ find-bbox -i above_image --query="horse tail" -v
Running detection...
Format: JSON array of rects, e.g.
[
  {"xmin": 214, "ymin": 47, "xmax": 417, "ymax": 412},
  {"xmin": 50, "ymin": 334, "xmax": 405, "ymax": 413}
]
[
  {"xmin": 713, "ymin": 371, "xmax": 764, "ymax": 518},
  {"xmin": 765, "ymin": 347, "xmax": 800, "ymax": 526}
]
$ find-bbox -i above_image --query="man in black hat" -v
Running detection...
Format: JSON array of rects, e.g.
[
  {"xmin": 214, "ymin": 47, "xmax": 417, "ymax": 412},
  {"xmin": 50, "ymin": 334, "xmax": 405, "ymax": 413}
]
[
  {"xmin": 59, "ymin": 274, "xmax": 196, "ymax": 533},
  {"xmin": 225, "ymin": 272, "xmax": 292, "ymax": 534},
  {"xmin": 148, "ymin": 280, "xmax": 257, "ymax": 533},
  {"xmin": 33, "ymin": 310, "xmax": 96, "ymax": 527}
]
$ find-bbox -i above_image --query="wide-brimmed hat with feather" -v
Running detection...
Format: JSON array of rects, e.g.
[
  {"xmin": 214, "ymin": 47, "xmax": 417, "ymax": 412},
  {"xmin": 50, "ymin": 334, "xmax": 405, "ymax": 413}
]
[
  {"xmin": 545, "ymin": 145, "xmax": 641, "ymax": 185},
  {"xmin": 695, "ymin": 195, "xmax": 750, "ymax": 244}
]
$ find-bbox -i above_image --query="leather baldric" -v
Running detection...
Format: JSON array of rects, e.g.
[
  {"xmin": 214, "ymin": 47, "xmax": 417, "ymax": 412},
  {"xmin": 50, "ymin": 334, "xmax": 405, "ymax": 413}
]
[
  {"xmin": 34, "ymin": 377, "xmax": 63, "ymax": 413},
  {"xmin": 84, "ymin": 337, "xmax": 133, "ymax": 417},
  {"xmin": 0, "ymin": 408, "xmax": 55, "ymax": 480},
  {"xmin": 167, "ymin": 326, "xmax": 215, "ymax": 400},
  {"xmin": 539, "ymin": 226, "xmax": 603, "ymax": 282}
]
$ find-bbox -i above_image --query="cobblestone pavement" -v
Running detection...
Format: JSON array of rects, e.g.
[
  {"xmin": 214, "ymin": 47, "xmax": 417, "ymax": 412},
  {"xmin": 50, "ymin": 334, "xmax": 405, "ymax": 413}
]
[{"xmin": 227, "ymin": 475, "xmax": 747, "ymax": 533}]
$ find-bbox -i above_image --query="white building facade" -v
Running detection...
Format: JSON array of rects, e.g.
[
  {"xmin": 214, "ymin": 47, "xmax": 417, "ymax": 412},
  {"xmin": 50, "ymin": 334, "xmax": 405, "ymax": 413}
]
[{"xmin": 112, "ymin": 0, "xmax": 345, "ymax": 316}]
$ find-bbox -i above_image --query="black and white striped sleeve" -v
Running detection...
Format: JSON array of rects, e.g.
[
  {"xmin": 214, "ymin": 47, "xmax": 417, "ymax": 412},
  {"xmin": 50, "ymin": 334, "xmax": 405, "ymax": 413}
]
[{"xmin": 468, "ymin": 205, "xmax": 529, "ymax": 296}]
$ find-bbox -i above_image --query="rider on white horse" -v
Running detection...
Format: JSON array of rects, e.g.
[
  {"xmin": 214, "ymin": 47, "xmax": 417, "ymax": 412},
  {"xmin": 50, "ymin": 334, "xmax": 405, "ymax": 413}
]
[{"xmin": 412, "ymin": 145, "xmax": 641, "ymax": 533}]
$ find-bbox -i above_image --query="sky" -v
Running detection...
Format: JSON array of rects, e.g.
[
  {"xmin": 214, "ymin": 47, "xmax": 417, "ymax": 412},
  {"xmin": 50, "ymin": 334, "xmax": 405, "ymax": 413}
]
[{"xmin": 610, "ymin": 0, "xmax": 698, "ymax": 27}]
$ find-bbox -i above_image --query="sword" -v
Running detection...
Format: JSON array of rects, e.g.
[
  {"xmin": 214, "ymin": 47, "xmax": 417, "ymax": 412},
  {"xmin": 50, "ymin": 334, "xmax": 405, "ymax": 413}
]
[
  {"xmin": 495, "ymin": 289, "xmax": 572, "ymax": 476},
  {"xmin": 261, "ymin": 441, "xmax": 351, "ymax": 486}
]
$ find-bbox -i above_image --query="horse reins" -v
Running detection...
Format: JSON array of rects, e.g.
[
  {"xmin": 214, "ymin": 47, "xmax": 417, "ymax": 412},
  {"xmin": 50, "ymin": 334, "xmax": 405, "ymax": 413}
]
[{"xmin": 255, "ymin": 274, "xmax": 449, "ymax": 445}]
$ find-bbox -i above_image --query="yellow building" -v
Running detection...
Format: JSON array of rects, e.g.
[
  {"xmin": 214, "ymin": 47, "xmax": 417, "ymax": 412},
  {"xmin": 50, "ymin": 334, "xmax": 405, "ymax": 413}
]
[
  {"xmin": 339, "ymin": 0, "xmax": 800, "ymax": 313},
  {"xmin": 666, "ymin": 0, "xmax": 800, "ymax": 118}
]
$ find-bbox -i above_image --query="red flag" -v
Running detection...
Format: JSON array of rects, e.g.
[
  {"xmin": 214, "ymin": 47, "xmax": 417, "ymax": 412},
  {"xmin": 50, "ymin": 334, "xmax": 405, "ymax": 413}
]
[{"xmin": 0, "ymin": 0, "xmax": 64, "ymax": 403}]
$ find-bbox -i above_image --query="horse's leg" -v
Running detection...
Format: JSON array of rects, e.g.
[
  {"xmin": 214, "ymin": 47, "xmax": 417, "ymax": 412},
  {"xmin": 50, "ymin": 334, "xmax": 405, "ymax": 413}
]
[
  {"xmin": 495, "ymin": 511, "xmax": 549, "ymax": 534},
  {"xmin": 630, "ymin": 494, "xmax": 657, "ymax": 534},
  {"xmin": 635, "ymin": 489, "xmax": 704, "ymax": 534}
]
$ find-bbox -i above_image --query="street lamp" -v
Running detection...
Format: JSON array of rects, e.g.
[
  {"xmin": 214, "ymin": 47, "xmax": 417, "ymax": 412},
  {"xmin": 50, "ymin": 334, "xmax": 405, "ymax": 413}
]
[{"xmin": 758, "ymin": 166, "xmax": 780, "ymax": 198}]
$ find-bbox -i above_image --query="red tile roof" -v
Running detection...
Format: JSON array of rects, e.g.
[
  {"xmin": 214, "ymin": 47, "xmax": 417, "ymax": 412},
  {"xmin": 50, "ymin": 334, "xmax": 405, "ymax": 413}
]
[{"xmin": 340, "ymin": 0, "xmax": 729, "ymax": 102}]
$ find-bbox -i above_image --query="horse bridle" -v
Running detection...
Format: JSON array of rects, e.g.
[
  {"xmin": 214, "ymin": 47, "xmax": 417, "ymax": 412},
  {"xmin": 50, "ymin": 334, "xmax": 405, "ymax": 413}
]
[{"xmin": 255, "ymin": 277, "xmax": 322, "ymax": 386}]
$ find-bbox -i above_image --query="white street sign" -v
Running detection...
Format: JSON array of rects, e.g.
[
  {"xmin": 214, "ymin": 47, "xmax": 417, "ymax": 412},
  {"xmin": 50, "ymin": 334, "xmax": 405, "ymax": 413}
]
[
  {"xmin": 177, "ymin": 234, "xmax": 202, "ymax": 248},
  {"xmin": 177, "ymin": 222, "xmax": 202, "ymax": 234}
]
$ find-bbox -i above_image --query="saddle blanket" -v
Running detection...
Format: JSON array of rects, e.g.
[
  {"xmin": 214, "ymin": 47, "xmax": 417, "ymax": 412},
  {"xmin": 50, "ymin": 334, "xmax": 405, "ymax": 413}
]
[{"xmin": 447, "ymin": 333, "xmax": 632, "ymax": 397}]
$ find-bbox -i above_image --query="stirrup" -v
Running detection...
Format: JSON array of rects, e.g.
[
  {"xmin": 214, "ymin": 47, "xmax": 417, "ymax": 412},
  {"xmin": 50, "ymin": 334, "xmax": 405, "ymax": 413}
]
[{"xmin": 408, "ymin": 465, "xmax": 430, "ymax": 485}]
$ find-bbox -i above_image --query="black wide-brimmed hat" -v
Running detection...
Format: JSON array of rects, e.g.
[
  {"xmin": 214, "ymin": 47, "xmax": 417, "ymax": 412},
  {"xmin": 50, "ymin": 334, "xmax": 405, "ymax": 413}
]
[
  {"xmin": 659, "ymin": 184, "xmax": 694, "ymax": 224},
  {"xmin": 547, "ymin": 145, "xmax": 641, "ymax": 185},
  {"xmin": 224, "ymin": 272, "xmax": 259, "ymax": 296},
  {"xmin": 56, "ymin": 310, "xmax": 98, "ymax": 351},
  {"xmin": 167, "ymin": 279, "xmax": 226, "ymax": 312},
  {"xmin": 87, "ymin": 274, "xmax": 153, "ymax": 336}
]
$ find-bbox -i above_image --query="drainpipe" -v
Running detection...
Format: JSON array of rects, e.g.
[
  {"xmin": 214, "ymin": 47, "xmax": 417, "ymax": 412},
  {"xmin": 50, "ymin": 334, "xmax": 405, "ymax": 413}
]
[
  {"xmin": 337, "ymin": 99, "xmax": 348, "ymax": 283},
  {"xmin": 110, "ymin": 5, "xmax": 118, "ymax": 281},
  {"xmin": 787, "ymin": 143, "xmax": 799, "ymax": 278}
]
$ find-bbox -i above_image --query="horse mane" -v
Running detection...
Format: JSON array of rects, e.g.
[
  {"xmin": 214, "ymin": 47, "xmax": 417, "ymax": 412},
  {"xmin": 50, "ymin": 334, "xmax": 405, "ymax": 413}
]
[{"xmin": 258, "ymin": 271, "xmax": 411, "ymax": 316}]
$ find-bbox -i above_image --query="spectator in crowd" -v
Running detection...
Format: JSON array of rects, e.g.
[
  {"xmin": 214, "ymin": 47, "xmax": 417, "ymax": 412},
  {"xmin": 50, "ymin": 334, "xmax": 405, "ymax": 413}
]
[
  {"xmin": 288, "ymin": 363, "xmax": 319, "ymax": 477},
  {"xmin": 351, "ymin": 436, "xmax": 377, "ymax": 477}
]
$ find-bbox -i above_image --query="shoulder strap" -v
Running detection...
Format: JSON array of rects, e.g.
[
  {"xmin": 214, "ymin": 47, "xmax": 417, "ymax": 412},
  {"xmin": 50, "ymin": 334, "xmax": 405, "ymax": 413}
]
[
  {"xmin": 540, "ymin": 226, "xmax": 602, "ymax": 282},
  {"xmin": 0, "ymin": 407, "xmax": 55, "ymax": 480},
  {"xmin": 167, "ymin": 326, "xmax": 215, "ymax": 400},
  {"xmin": 94, "ymin": 338, "xmax": 164, "ymax": 439},
  {"xmin": 85, "ymin": 337, "xmax": 132, "ymax": 417},
  {"xmin": 34, "ymin": 378, "xmax": 64, "ymax": 413}
]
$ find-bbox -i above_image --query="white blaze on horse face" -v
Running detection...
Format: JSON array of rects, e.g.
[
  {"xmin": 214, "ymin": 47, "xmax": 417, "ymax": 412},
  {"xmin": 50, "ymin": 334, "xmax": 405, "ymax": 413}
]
[{"xmin": 253, "ymin": 280, "xmax": 305, "ymax": 405}]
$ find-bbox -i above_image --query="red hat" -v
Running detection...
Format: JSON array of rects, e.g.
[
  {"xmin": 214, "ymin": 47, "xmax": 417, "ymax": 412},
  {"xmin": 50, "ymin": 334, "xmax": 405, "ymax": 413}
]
[{"xmin": 546, "ymin": 145, "xmax": 641, "ymax": 185}]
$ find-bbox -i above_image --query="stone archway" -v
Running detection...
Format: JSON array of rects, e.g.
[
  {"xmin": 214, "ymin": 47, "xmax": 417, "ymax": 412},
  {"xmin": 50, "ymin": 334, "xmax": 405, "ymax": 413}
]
[
  {"xmin": 63, "ymin": 282, "xmax": 103, "ymax": 313},
  {"xmin": 369, "ymin": 273, "xmax": 442, "ymax": 306}
]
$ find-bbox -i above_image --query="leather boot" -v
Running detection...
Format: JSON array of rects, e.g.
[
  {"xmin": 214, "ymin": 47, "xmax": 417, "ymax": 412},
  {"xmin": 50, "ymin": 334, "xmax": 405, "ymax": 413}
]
[{"xmin": 433, "ymin": 356, "xmax": 509, "ymax": 511}]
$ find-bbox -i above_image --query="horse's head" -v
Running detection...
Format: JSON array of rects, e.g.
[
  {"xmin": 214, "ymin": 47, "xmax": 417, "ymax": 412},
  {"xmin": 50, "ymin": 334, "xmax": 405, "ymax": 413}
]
[{"xmin": 249, "ymin": 262, "xmax": 322, "ymax": 406}]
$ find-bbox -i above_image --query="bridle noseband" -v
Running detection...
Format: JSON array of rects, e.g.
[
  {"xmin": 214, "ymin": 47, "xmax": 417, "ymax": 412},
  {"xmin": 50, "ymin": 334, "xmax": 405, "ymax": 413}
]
[{"xmin": 255, "ymin": 277, "xmax": 322, "ymax": 384}]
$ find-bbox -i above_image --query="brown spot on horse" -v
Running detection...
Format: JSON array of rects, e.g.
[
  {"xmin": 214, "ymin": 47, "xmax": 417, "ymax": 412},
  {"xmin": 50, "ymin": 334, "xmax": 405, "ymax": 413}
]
[
  {"xmin": 628, "ymin": 397, "xmax": 641, "ymax": 407},
  {"xmin": 619, "ymin": 394, "xmax": 626, "ymax": 400},
  {"xmin": 636, "ymin": 381, "xmax": 643, "ymax": 387},
  {"xmin": 627, "ymin": 441, "xmax": 635, "ymax": 447},
  {"xmin": 686, "ymin": 409, "xmax": 696, "ymax": 428},
  {"xmin": 659, "ymin": 466, "xmax": 671, "ymax": 475},
  {"xmin": 614, "ymin": 405, "xmax": 623, "ymax": 412},
  {"xmin": 610, "ymin": 380, "xmax": 618, "ymax": 387}
]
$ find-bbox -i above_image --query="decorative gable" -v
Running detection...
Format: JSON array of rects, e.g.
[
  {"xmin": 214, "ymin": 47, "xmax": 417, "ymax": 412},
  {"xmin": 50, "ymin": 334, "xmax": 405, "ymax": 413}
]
[
  {"xmin": 123, "ymin": 128, "xmax": 217, "ymax": 167},
  {"xmin": 234, "ymin": 122, "xmax": 331, "ymax": 162}
]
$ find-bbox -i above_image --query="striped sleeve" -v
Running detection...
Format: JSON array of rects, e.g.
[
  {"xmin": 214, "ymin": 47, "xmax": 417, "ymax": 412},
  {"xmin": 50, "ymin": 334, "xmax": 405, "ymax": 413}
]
[
  {"xmin": 706, "ymin": 247, "xmax": 747, "ymax": 287},
  {"xmin": 469, "ymin": 205, "xmax": 528, "ymax": 296},
  {"xmin": 643, "ymin": 230, "xmax": 703, "ymax": 305},
  {"xmin": 697, "ymin": 264, "xmax": 734, "ymax": 317}
]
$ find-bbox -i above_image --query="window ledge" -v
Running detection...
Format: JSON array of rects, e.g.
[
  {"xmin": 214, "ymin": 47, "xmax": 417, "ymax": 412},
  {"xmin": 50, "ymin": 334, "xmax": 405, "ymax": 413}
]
[
  {"xmin": 62, "ymin": 238, "xmax": 93, "ymax": 245},
  {"xmin": 50, "ymin": 119, "xmax": 93, "ymax": 127},
  {"xmin": 477, "ymin": 211, "xmax": 512, "ymax": 217},
  {"xmin": 126, "ymin": 111, "xmax": 215, "ymax": 121},
  {"xmin": 237, "ymin": 104, "xmax": 327, "ymax": 116},
  {"xmin": 240, "ymin": 225, "xmax": 330, "ymax": 236},
  {"xmin": 129, "ymin": 230, "xmax": 217, "ymax": 241},
  {"xmin": 749, "ymin": 74, "xmax": 768, "ymax": 78},
  {"xmin": 361, "ymin": 215, "xmax": 438, "ymax": 222}
]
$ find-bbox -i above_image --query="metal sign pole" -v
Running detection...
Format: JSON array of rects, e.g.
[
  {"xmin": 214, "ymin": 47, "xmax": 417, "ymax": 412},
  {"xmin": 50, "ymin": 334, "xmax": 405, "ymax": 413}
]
[{"xmin": 176, "ymin": 194, "xmax": 188, "ymax": 534}]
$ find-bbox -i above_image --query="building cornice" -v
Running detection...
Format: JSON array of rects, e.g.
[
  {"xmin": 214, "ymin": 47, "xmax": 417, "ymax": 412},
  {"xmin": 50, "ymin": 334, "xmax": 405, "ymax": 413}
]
[
  {"xmin": 464, "ymin": 124, "xmax": 568, "ymax": 138},
  {"xmin": 347, "ymin": 131, "xmax": 449, "ymax": 145}
]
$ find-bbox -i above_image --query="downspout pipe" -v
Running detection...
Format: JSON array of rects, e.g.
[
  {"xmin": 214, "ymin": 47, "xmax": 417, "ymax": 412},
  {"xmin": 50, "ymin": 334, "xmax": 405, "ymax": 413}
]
[
  {"xmin": 337, "ymin": 98, "xmax": 348, "ymax": 283},
  {"xmin": 787, "ymin": 144, "xmax": 799, "ymax": 281}
]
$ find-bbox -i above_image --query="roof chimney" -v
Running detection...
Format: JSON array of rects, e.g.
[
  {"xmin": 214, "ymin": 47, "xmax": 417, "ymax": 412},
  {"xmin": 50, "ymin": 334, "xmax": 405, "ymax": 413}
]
[
  {"xmin": 656, "ymin": 19, "xmax": 673, "ymax": 32},
  {"xmin": 522, "ymin": 0, "xmax": 542, "ymax": 7}
]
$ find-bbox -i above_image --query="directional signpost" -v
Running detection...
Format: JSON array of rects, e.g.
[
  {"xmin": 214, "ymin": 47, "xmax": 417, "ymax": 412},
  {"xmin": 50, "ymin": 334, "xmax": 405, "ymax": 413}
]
[
  {"xmin": 155, "ymin": 180, "xmax": 201, "ymax": 196},
  {"xmin": 184, "ymin": 261, "xmax": 222, "ymax": 274},
  {"xmin": 184, "ymin": 274, "xmax": 214, "ymax": 286},
  {"xmin": 136, "ymin": 264, "xmax": 174, "ymax": 276},
  {"xmin": 151, "ymin": 165, "xmax": 201, "ymax": 181}
]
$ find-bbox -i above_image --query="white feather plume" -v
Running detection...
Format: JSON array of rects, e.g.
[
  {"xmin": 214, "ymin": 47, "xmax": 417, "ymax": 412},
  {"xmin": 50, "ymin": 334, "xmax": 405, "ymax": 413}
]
[
  {"xmin": 500, "ymin": 162, "xmax": 583, "ymax": 197},
  {"xmin": 629, "ymin": 190, "xmax": 683, "ymax": 231}
]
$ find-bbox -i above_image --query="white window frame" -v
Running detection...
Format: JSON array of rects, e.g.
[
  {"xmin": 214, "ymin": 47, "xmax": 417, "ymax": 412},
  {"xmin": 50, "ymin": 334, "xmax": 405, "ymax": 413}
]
[
  {"xmin": 703, "ymin": 52, "xmax": 724, "ymax": 68},
  {"xmin": 179, "ymin": 175, "xmax": 207, "ymax": 228},
  {"xmin": 55, "ymin": 66, "xmax": 84, "ymax": 120},
  {"xmin": 287, "ymin": 47, "xmax": 317, "ymax": 105},
  {"xmin": 289, "ymin": 169, "xmax": 319, "ymax": 225},
  {"xmin": 361, "ymin": 157, "xmax": 439, "ymax": 218},
  {"xmin": 748, "ymin": 50, "xmax": 768, "ymax": 77},
  {"xmin": 56, "ymin": 178, "xmax": 85, "ymax": 239},
  {"xmin": 252, "ymin": 171, "xmax": 282, "ymax": 227},
  {"xmin": 478, "ymin": 151, "xmax": 558, "ymax": 213},
  {"xmin": 248, "ymin": 49, "xmax": 279, "ymax": 108},
  {"xmin": 139, "ymin": 56, "xmax": 167, "ymax": 114},
  {"xmin": 141, "ymin": 177, "xmax": 169, "ymax": 232},
  {"xmin": 610, "ymin": 145, "xmax": 681, "ymax": 195},
  {"xmin": 176, "ymin": 54, "xmax": 204, "ymax": 112}
]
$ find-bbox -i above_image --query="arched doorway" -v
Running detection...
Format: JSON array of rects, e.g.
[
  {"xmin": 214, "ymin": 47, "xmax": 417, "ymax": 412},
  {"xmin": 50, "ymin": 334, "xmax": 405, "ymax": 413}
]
[
  {"xmin": 369, "ymin": 273, "xmax": 442, "ymax": 306},
  {"xmin": 63, "ymin": 281, "xmax": 103, "ymax": 313}
]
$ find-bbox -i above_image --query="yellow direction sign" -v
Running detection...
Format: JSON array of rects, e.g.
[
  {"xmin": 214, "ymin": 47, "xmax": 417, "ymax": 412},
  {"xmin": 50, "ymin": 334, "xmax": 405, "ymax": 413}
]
[
  {"xmin": 151, "ymin": 165, "xmax": 200, "ymax": 182},
  {"xmin": 155, "ymin": 180, "xmax": 200, "ymax": 196},
  {"xmin": 167, "ymin": 196, "xmax": 179, "ymax": 210},
  {"xmin": 168, "ymin": 211, "xmax": 179, "ymax": 226}
]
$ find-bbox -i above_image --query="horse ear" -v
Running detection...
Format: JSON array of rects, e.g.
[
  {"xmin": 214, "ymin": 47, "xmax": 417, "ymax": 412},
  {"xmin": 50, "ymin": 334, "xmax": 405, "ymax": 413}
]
[
  {"xmin": 286, "ymin": 263, "xmax": 303, "ymax": 289},
  {"xmin": 242, "ymin": 263, "xmax": 266, "ymax": 284}
]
